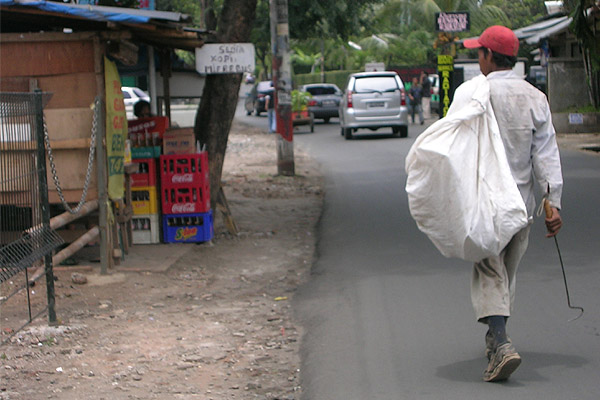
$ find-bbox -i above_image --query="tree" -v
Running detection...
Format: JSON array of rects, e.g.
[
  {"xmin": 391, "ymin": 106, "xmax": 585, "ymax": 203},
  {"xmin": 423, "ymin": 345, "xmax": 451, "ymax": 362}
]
[
  {"xmin": 193, "ymin": 0, "xmax": 258, "ymax": 209},
  {"xmin": 486, "ymin": 0, "xmax": 546, "ymax": 29},
  {"xmin": 249, "ymin": 0, "xmax": 271, "ymax": 79},
  {"xmin": 564, "ymin": 0, "xmax": 600, "ymax": 107}
]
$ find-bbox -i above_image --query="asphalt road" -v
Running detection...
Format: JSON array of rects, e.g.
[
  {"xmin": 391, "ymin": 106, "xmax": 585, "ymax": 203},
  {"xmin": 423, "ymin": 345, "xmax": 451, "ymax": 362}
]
[{"xmin": 235, "ymin": 101, "xmax": 600, "ymax": 399}]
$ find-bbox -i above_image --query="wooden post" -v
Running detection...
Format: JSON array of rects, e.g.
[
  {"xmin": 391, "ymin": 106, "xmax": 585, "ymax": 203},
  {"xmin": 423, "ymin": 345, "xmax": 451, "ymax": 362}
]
[
  {"xmin": 160, "ymin": 49, "xmax": 172, "ymax": 126},
  {"xmin": 270, "ymin": 0, "xmax": 295, "ymax": 176},
  {"xmin": 93, "ymin": 36, "xmax": 111, "ymax": 275},
  {"xmin": 148, "ymin": 46, "xmax": 158, "ymax": 116},
  {"xmin": 34, "ymin": 90, "xmax": 56, "ymax": 325},
  {"xmin": 96, "ymin": 98, "xmax": 111, "ymax": 275}
]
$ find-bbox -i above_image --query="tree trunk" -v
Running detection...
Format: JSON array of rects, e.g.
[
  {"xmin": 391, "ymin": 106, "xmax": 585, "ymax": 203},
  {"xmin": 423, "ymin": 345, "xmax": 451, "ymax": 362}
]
[{"xmin": 194, "ymin": 0, "xmax": 258, "ymax": 210}]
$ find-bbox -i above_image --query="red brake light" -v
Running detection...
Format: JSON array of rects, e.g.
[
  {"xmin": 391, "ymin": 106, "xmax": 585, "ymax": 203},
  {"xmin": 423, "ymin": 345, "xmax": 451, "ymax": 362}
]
[
  {"xmin": 401, "ymin": 90, "xmax": 406, "ymax": 106},
  {"xmin": 347, "ymin": 91, "xmax": 353, "ymax": 108},
  {"xmin": 308, "ymin": 99, "xmax": 317, "ymax": 107}
]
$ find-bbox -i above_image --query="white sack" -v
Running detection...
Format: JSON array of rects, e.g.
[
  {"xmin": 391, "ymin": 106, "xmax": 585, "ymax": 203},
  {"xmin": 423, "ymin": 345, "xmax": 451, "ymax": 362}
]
[{"xmin": 405, "ymin": 75, "xmax": 528, "ymax": 262}]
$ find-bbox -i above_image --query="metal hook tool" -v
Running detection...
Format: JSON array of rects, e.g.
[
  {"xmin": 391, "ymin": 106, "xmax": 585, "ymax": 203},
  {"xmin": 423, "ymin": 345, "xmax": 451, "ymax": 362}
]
[{"xmin": 543, "ymin": 199, "xmax": 584, "ymax": 322}]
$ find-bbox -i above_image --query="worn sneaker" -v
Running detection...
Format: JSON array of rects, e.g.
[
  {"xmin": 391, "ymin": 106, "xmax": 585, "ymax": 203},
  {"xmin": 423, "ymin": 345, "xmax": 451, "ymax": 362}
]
[
  {"xmin": 483, "ymin": 342, "xmax": 521, "ymax": 382},
  {"xmin": 485, "ymin": 330, "xmax": 494, "ymax": 360},
  {"xmin": 485, "ymin": 331, "xmax": 512, "ymax": 361}
]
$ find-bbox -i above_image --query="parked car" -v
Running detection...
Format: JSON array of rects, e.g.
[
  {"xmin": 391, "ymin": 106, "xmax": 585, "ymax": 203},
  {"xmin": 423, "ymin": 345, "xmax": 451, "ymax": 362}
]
[
  {"xmin": 299, "ymin": 83, "xmax": 343, "ymax": 123},
  {"xmin": 122, "ymin": 86, "xmax": 150, "ymax": 119},
  {"xmin": 244, "ymin": 80, "xmax": 273, "ymax": 116},
  {"xmin": 427, "ymin": 74, "xmax": 440, "ymax": 114},
  {"xmin": 121, "ymin": 86, "xmax": 150, "ymax": 107},
  {"xmin": 339, "ymin": 71, "xmax": 408, "ymax": 139}
]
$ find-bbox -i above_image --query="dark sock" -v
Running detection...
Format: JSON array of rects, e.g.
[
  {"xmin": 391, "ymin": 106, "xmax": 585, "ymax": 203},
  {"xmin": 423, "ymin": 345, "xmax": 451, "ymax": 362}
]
[{"xmin": 488, "ymin": 316, "xmax": 508, "ymax": 347}]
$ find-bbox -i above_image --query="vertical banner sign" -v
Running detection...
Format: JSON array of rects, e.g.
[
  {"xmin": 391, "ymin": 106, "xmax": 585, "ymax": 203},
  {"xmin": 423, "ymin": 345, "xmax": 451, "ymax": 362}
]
[
  {"xmin": 437, "ymin": 55, "xmax": 454, "ymax": 118},
  {"xmin": 104, "ymin": 57, "xmax": 126, "ymax": 199}
]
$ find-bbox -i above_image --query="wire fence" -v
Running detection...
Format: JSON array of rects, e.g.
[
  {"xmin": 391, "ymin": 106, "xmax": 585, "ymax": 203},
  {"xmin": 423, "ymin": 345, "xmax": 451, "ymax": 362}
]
[{"xmin": 1, "ymin": 91, "xmax": 63, "ymax": 344}]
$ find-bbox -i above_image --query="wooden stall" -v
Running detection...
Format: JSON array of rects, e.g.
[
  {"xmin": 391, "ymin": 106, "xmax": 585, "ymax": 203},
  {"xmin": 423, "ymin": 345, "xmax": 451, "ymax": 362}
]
[{"xmin": 0, "ymin": 3, "xmax": 205, "ymax": 273}]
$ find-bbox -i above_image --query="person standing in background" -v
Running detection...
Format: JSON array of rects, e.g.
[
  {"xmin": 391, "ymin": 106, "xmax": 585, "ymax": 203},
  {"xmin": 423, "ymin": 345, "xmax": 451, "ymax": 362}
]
[
  {"xmin": 408, "ymin": 77, "xmax": 424, "ymax": 125},
  {"xmin": 420, "ymin": 71, "xmax": 431, "ymax": 119},
  {"xmin": 265, "ymin": 89, "xmax": 276, "ymax": 133}
]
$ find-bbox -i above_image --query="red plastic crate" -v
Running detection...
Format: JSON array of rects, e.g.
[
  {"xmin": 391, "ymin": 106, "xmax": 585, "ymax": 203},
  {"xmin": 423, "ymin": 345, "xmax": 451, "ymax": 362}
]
[
  {"xmin": 159, "ymin": 152, "xmax": 209, "ymax": 187},
  {"xmin": 130, "ymin": 158, "xmax": 158, "ymax": 187},
  {"xmin": 161, "ymin": 184, "xmax": 211, "ymax": 214}
]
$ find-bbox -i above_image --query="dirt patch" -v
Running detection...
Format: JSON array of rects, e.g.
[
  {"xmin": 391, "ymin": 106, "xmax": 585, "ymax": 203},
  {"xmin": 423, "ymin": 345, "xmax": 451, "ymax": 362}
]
[{"xmin": 1, "ymin": 122, "xmax": 323, "ymax": 400}]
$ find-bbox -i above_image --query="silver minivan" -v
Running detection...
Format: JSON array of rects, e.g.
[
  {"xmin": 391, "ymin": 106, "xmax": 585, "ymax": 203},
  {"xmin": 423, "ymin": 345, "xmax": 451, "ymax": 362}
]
[{"xmin": 339, "ymin": 71, "xmax": 409, "ymax": 139}]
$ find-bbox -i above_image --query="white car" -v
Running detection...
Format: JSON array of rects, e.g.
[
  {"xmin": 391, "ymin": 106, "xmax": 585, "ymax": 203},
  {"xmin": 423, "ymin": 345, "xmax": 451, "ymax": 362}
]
[
  {"xmin": 121, "ymin": 86, "xmax": 150, "ymax": 107},
  {"xmin": 339, "ymin": 71, "xmax": 409, "ymax": 139}
]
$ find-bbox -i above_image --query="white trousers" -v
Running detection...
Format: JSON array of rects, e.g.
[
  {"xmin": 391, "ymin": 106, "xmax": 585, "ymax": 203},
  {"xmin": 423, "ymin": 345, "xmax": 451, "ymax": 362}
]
[{"xmin": 471, "ymin": 225, "xmax": 531, "ymax": 322}]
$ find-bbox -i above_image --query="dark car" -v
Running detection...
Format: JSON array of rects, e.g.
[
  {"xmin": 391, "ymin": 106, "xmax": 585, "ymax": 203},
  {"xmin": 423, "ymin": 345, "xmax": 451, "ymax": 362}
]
[
  {"xmin": 299, "ymin": 83, "xmax": 342, "ymax": 123},
  {"xmin": 245, "ymin": 80, "xmax": 273, "ymax": 116}
]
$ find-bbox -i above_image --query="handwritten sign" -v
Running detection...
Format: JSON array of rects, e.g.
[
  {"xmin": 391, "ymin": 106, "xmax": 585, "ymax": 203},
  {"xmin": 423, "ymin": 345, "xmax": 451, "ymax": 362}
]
[
  {"xmin": 436, "ymin": 12, "xmax": 470, "ymax": 32},
  {"xmin": 195, "ymin": 43, "xmax": 255, "ymax": 75}
]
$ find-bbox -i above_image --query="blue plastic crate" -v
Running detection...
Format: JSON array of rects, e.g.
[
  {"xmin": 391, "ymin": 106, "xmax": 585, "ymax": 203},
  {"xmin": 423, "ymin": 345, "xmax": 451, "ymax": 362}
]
[{"xmin": 162, "ymin": 211, "xmax": 213, "ymax": 243}]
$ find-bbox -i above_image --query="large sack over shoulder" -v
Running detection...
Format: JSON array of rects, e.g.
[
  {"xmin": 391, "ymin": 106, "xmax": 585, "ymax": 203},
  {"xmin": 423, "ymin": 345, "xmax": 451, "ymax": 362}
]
[{"xmin": 405, "ymin": 75, "xmax": 528, "ymax": 262}]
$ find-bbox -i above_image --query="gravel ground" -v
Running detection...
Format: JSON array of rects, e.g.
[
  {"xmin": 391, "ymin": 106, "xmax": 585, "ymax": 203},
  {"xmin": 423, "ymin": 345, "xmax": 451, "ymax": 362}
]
[{"xmin": 0, "ymin": 121, "xmax": 323, "ymax": 400}]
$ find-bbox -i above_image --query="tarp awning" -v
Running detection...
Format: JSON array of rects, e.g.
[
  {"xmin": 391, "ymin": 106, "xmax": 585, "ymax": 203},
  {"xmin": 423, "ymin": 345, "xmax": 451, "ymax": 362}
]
[
  {"xmin": 513, "ymin": 15, "xmax": 572, "ymax": 45},
  {"xmin": 0, "ymin": 0, "xmax": 205, "ymax": 51},
  {"xmin": 0, "ymin": 0, "xmax": 188, "ymax": 24}
]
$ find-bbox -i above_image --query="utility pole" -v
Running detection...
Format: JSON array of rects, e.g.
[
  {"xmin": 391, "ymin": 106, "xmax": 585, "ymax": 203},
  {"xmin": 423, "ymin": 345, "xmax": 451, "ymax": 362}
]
[{"xmin": 270, "ymin": 0, "xmax": 294, "ymax": 176}]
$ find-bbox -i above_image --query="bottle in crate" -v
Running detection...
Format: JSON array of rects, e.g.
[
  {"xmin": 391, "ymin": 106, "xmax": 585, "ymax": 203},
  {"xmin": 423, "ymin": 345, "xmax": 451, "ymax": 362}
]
[
  {"xmin": 162, "ymin": 211, "xmax": 213, "ymax": 243},
  {"xmin": 132, "ymin": 214, "xmax": 161, "ymax": 244},
  {"xmin": 159, "ymin": 152, "xmax": 209, "ymax": 187}
]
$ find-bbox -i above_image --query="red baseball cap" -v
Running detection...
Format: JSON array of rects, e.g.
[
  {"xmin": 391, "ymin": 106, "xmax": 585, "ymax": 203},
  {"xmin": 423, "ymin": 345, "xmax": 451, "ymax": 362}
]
[{"xmin": 463, "ymin": 25, "xmax": 519, "ymax": 57}]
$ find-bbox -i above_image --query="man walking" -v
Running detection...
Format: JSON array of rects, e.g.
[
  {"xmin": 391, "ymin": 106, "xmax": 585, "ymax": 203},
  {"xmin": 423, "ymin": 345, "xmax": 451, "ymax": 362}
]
[
  {"xmin": 408, "ymin": 77, "xmax": 424, "ymax": 125},
  {"xmin": 459, "ymin": 25, "xmax": 564, "ymax": 382}
]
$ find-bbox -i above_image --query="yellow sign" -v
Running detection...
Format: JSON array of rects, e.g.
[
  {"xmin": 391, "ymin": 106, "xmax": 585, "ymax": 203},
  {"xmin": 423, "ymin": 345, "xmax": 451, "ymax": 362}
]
[
  {"xmin": 437, "ymin": 55, "xmax": 454, "ymax": 65},
  {"xmin": 437, "ymin": 55, "xmax": 454, "ymax": 117},
  {"xmin": 104, "ymin": 57, "xmax": 126, "ymax": 200}
]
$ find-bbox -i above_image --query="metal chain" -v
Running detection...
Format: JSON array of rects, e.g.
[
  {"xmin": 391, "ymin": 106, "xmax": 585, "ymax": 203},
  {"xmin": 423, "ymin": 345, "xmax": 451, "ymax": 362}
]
[{"xmin": 44, "ymin": 97, "xmax": 99, "ymax": 214}]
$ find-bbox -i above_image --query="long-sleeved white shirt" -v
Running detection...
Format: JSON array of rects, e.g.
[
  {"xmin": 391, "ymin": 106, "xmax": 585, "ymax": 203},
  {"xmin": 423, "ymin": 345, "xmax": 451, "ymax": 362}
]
[{"xmin": 450, "ymin": 70, "xmax": 563, "ymax": 216}]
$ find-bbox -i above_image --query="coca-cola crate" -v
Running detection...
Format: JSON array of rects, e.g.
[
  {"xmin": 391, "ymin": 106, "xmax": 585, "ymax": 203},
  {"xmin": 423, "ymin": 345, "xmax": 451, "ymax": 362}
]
[
  {"xmin": 162, "ymin": 211, "xmax": 213, "ymax": 243},
  {"xmin": 130, "ymin": 158, "xmax": 158, "ymax": 187},
  {"xmin": 159, "ymin": 152, "xmax": 209, "ymax": 187},
  {"xmin": 161, "ymin": 184, "xmax": 210, "ymax": 214}
]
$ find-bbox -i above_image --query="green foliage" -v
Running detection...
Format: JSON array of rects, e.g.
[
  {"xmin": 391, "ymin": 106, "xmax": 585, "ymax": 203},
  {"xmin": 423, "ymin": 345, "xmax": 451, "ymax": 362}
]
[
  {"xmin": 287, "ymin": 0, "xmax": 385, "ymax": 41},
  {"xmin": 291, "ymin": 49, "xmax": 322, "ymax": 74},
  {"xmin": 155, "ymin": 0, "xmax": 200, "ymax": 26},
  {"xmin": 486, "ymin": 0, "xmax": 546, "ymax": 29},
  {"xmin": 291, "ymin": 90, "xmax": 312, "ymax": 112},
  {"xmin": 250, "ymin": 0, "xmax": 272, "ymax": 79},
  {"xmin": 565, "ymin": 0, "xmax": 600, "ymax": 70},
  {"xmin": 563, "ymin": 104, "xmax": 600, "ymax": 113}
]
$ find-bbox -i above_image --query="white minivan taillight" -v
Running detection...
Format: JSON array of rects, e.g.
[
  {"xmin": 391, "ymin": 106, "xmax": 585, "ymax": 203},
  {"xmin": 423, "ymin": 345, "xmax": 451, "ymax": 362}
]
[{"xmin": 347, "ymin": 91, "xmax": 353, "ymax": 108}]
